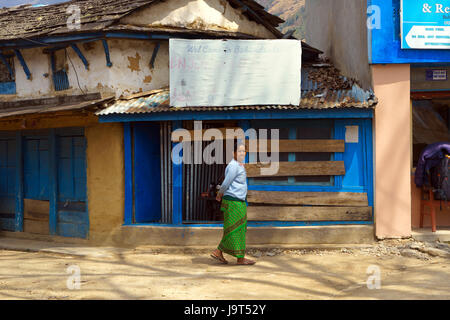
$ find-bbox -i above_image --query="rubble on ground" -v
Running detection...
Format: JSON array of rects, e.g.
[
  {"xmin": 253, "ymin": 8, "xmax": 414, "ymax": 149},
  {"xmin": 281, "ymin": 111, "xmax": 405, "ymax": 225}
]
[{"xmin": 246, "ymin": 239, "xmax": 450, "ymax": 260}]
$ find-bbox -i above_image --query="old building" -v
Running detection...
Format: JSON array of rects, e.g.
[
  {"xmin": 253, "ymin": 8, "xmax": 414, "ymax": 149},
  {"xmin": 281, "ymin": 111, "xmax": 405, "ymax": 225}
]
[
  {"xmin": 304, "ymin": 0, "xmax": 450, "ymax": 238},
  {"xmin": 0, "ymin": 0, "xmax": 377, "ymax": 247}
]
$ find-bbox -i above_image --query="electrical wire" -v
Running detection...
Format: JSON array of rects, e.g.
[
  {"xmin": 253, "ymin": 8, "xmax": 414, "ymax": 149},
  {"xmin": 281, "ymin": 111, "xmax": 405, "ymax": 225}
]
[
  {"xmin": 1, "ymin": 23, "xmax": 87, "ymax": 95},
  {"xmin": 65, "ymin": 47, "xmax": 85, "ymax": 95}
]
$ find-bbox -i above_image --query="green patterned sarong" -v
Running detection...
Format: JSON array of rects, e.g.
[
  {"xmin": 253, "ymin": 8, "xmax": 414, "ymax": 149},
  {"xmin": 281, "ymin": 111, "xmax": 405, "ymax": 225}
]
[{"xmin": 218, "ymin": 196, "xmax": 247, "ymax": 258}]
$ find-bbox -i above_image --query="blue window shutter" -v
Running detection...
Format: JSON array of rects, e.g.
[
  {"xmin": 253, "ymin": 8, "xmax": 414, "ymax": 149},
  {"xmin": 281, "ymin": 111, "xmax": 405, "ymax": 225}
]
[
  {"xmin": 50, "ymin": 52, "xmax": 69, "ymax": 91},
  {"xmin": 53, "ymin": 70, "xmax": 70, "ymax": 91}
]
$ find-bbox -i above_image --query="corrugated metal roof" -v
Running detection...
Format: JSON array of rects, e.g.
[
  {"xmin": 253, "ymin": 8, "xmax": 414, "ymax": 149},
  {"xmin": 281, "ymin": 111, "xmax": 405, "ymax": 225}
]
[{"xmin": 96, "ymin": 67, "xmax": 378, "ymax": 116}]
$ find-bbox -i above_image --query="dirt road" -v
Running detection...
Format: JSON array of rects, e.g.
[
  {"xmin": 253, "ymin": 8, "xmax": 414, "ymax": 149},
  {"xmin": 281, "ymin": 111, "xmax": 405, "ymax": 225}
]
[{"xmin": 0, "ymin": 239, "xmax": 448, "ymax": 300}]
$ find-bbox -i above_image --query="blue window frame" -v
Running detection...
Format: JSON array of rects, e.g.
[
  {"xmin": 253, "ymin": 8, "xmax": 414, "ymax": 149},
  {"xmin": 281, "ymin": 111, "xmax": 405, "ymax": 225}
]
[{"xmin": 0, "ymin": 54, "xmax": 16, "ymax": 94}]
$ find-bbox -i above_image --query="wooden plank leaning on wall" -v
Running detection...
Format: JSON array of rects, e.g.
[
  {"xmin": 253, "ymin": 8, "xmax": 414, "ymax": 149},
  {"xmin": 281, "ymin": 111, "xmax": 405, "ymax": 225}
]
[
  {"xmin": 23, "ymin": 199, "xmax": 50, "ymax": 234},
  {"xmin": 246, "ymin": 191, "xmax": 371, "ymax": 221}
]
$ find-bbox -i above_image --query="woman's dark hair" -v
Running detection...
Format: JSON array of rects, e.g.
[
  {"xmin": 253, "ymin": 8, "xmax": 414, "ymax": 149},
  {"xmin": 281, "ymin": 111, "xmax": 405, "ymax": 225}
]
[{"xmin": 233, "ymin": 139, "xmax": 245, "ymax": 153}]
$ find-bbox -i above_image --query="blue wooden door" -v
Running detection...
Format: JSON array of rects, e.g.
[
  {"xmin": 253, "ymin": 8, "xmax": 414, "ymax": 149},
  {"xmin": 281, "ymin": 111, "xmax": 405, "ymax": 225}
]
[
  {"xmin": 56, "ymin": 128, "xmax": 88, "ymax": 238},
  {"xmin": 133, "ymin": 122, "xmax": 161, "ymax": 223},
  {"xmin": 24, "ymin": 136, "xmax": 49, "ymax": 200},
  {"xmin": 0, "ymin": 136, "xmax": 16, "ymax": 231}
]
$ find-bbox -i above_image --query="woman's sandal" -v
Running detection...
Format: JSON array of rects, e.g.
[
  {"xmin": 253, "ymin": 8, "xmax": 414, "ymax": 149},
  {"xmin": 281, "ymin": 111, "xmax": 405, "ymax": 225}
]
[
  {"xmin": 237, "ymin": 258, "xmax": 256, "ymax": 265},
  {"xmin": 210, "ymin": 253, "xmax": 228, "ymax": 264}
]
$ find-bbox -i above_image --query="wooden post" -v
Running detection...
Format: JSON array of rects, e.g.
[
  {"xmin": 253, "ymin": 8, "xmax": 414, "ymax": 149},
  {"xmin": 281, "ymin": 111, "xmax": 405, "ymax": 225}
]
[{"xmin": 288, "ymin": 127, "xmax": 296, "ymax": 184}]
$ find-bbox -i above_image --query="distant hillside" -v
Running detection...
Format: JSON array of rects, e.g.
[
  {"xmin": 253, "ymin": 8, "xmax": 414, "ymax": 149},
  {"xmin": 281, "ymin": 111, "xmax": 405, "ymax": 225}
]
[{"xmin": 256, "ymin": 0, "xmax": 306, "ymax": 39}]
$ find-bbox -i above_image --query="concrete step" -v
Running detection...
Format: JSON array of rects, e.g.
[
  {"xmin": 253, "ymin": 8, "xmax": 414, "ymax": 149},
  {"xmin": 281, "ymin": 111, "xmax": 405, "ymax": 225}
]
[
  {"xmin": 412, "ymin": 228, "xmax": 450, "ymax": 243},
  {"xmin": 2, "ymin": 225, "xmax": 376, "ymax": 248}
]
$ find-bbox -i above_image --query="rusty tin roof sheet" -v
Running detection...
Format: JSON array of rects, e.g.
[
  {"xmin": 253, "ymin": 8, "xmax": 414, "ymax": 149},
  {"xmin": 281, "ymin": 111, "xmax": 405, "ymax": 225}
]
[{"xmin": 96, "ymin": 67, "xmax": 378, "ymax": 116}]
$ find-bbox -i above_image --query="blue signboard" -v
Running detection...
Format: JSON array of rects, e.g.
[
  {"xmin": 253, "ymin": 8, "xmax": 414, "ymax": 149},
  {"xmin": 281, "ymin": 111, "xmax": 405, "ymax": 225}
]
[
  {"xmin": 401, "ymin": 0, "xmax": 450, "ymax": 49},
  {"xmin": 367, "ymin": 0, "xmax": 450, "ymax": 64}
]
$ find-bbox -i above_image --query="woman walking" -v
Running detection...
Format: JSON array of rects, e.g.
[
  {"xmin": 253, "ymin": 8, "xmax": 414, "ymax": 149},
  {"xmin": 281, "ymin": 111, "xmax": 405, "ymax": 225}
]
[{"xmin": 210, "ymin": 140, "xmax": 256, "ymax": 265}]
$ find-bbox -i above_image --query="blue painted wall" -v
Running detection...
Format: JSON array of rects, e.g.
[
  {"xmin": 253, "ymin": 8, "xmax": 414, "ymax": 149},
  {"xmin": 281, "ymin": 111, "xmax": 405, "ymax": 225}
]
[{"xmin": 368, "ymin": 0, "xmax": 450, "ymax": 64}]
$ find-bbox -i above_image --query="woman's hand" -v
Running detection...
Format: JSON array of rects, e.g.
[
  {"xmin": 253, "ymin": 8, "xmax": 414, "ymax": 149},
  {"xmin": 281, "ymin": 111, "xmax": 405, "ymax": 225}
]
[{"xmin": 216, "ymin": 192, "xmax": 223, "ymax": 202}]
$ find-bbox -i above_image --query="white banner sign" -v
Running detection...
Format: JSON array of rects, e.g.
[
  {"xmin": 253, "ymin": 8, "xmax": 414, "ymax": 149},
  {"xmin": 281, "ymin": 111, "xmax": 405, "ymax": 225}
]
[{"xmin": 169, "ymin": 39, "xmax": 302, "ymax": 107}]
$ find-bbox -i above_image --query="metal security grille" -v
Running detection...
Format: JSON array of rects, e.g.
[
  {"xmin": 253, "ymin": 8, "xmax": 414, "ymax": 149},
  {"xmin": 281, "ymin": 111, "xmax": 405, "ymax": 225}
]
[
  {"xmin": 183, "ymin": 160, "xmax": 226, "ymax": 222},
  {"xmin": 182, "ymin": 122, "xmax": 228, "ymax": 223},
  {"xmin": 160, "ymin": 121, "xmax": 173, "ymax": 224}
]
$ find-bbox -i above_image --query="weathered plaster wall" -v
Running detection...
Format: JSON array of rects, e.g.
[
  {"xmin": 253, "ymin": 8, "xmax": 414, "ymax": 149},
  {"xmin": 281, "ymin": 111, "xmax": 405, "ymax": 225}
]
[
  {"xmin": 64, "ymin": 41, "xmax": 111, "ymax": 97},
  {"xmin": 13, "ymin": 47, "xmax": 52, "ymax": 98},
  {"xmin": 85, "ymin": 123, "xmax": 125, "ymax": 244},
  {"xmin": 2, "ymin": 39, "xmax": 169, "ymax": 100},
  {"xmin": 2, "ymin": 0, "xmax": 277, "ymax": 101},
  {"xmin": 120, "ymin": 0, "xmax": 276, "ymax": 39},
  {"xmin": 304, "ymin": 0, "xmax": 372, "ymax": 90},
  {"xmin": 372, "ymin": 64, "xmax": 412, "ymax": 239},
  {"xmin": 64, "ymin": 39, "xmax": 170, "ymax": 98},
  {"xmin": 107, "ymin": 39, "xmax": 169, "ymax": 97}
]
